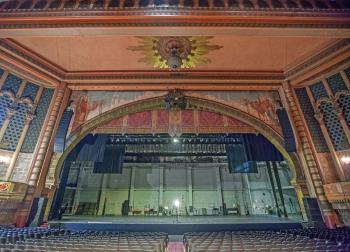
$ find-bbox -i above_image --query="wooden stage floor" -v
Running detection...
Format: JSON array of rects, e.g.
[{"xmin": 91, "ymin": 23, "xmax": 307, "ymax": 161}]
[{"xmin": 50, "ymin": 215, "xmax": 303, "ymax": 234}]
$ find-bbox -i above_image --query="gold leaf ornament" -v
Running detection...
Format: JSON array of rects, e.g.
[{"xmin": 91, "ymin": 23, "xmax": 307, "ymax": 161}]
[{"xmin": 127, "ymin": 36, "xmax": 222, "ymax": 69}]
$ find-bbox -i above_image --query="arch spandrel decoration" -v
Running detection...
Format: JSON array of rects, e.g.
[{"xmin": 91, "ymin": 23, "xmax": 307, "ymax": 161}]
[{"xmin": 55, "ymin": 95, "xmax": 304, "ymax": 187}]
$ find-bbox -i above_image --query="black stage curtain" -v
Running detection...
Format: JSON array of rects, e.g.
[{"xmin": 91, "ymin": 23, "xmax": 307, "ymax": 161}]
[
  {"xmin": 76, "ymin": 134, "xmax": 108, "ymax": 162},
  {"xmin": 226, "ymin": 134, "xmax": 283, "ymax": 173},
  {"xmin": 54, "ymin": 110, "xmax": 74, "ymax": 153},
  {"xmin": 93, "ymin": 144, "xmax": 125, "ymax": 174},
  {"xmin": 242, "ymin": 134, "xmax": 284, "ymax": 162}
]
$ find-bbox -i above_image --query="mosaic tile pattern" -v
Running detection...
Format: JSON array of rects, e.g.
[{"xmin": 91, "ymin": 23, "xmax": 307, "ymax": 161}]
[
  {"xmin": 345, "ymin": 67, "xmax": 350, "ymax": 80},
  {"xmin": 1, "ymin": 74, "xmax": 22, "ymax": 95},
  {"xmin": 338, "ymin": 95, "xmax": 350, "ymax": 127},
  {"xmin": 2, "ymin": 103, "xmax": 30, "ymax": 151},
  {"xmin": 21, "ymin": 88, "xmax": 54, "ymax": 153},
  {"xmin": 295, "ymin": 87, "xmax": 329, "ymax": 153},
  {"xmin": 21, "ymin": 82, "xmax": 39, "ymax": 102},
  {"xmin": 327, "ymin": 73, "xmax": 348, "ymax": 94},
  {"xmin": 0, "ymin": 95, "xmax": 12, "ymax": 128},
  {"xmin": 320, "ymin": 102, "xmax": 350, "ymax": 151},
  {"xmin": 310, "ymin": 81, "xmax": 329, "ymax": 101}
]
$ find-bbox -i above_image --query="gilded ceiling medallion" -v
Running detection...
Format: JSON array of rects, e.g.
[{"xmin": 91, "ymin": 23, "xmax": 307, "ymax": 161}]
[{"xmin": 127, "ymin": 36, "xmax": 222, "ymax": 70}]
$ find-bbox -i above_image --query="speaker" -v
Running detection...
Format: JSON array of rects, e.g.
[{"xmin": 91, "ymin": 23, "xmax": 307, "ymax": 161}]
[
  {"xmin": 27, "ymin": 197, "xmax": 48, "ymax": 227},
  {"xmin": 303, "ymin": 197, "xmax": 324, "ymax": 224},
  {"xmin": 277, "ymin": 108, "xmax": 297, "ymax": 152}
]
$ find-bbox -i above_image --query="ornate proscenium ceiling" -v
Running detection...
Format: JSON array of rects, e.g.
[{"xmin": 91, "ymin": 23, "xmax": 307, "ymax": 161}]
[
  {"xmin": 0, "ymin": 0, "xmax": 349, "ymax": 89},
  {"xmin": 127, "ymin": 36, "xmax": 222, "ymax": 70}
]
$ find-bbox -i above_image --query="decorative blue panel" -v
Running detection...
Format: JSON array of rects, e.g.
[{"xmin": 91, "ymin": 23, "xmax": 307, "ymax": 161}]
[
  {"xmin": 327, "ymin": 73, "xmax": 348, "ymax": 94},
  {"xmin": 21, "ymin": 82, "xmax": 39, "ymax": 101},
  {"xmin": 310, "ymin": 81, "xmax": 328, "ymax": 101},
  {"xmin": 2, "ymin": 103, "xmax": 30, "ymax": 151},
  {"xmin": 1, "ymin": 74, "xmax": 22, "ymax": 94},
  {"xmin": 21, "ymin": 88, "xmax": 54, "ymax": 153},
  {"xmin": 295, "ymin": 88, "xmax": 329, "ymax": 153},
  {"xmin": 320, "ymin": 102, "xmax": 350, "ymax": 151},
  {"xmin": 338, "ymin": 95, "xmax": 350, "ymax": 126},
  {"xmin": 0, "ymin": 68, "xmax": 4, "ymax": 78},
  {"xmin": 0, "ymin": 95, "xmax": 12, "ymax": 128},
  {"xmin": 345, "ymin": 67, "xmax": 350, "ymax": 80}
]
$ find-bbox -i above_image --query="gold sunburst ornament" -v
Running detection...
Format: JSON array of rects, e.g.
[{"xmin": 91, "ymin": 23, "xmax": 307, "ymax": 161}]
[{"xmin": 127, "ymin": 36, "xmax": 222, "ymax": 70}]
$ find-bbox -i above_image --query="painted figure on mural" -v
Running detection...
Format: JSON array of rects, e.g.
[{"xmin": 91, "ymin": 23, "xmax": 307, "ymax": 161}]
[
  {"xmin": 71, "ymin": 94, "xmax": 100, "ymax": 131},
  {"xmin": 243, "ymin": 96, "xmax": 279, "ymax": 126}
]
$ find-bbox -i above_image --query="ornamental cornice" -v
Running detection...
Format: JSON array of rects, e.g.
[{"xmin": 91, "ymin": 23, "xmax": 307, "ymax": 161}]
[
  {"xmin": 285, "ymin": 39, "xmax": 350, "ymax": 78},
  {"xmin": 1, "ymin": 21, "xmax": 349, "ymax": 30},
  {"xmin": 0, "ymin": 7, "xmax": 349, "ymax": 18}
]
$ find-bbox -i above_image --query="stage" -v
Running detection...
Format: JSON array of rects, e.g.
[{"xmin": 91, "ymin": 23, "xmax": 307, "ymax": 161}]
[{"xmin": 50, "ymin": 215, "xmax": 303, "ymax": 234}]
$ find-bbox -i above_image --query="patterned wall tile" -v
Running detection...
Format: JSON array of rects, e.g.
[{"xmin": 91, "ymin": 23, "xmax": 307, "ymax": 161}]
[
  {"xmin": 21, "ymin": 88, "xmax": 54, "ymax": 153},
  {"xmin": 1, "ymin": 74, "xmax": 22, "ymax": 95},
  {"xmin": 295, "ymin": 87, "xmax": 329, "ymax": 153},
  {"xmin": 21, "ymin": 82, "xmax": 39, "ymax": 102},
  {"xmin": 0, "ymin": 95, "xmax": 12, "ymax": 128},
  {"xmin": 338, "ymin": 95, "xmax": 350, "ymax": 127},
  {"xmin": 345, "ymin": 67, "xmax": 350, "ymax": 80},
  {"xmin": 2, "ymin": 103, "xmax": 30, "ymax": 151},
  {"xmin": 310, "ymin": 81, "xmax": 329, "ymax": 101},
  {"xmin": 319, "ymin": 102, "xmax": 350, "ymax": 151},
  {"xmin": 327, "ymin": 73, "xmax": 348, "ymax": 94}
]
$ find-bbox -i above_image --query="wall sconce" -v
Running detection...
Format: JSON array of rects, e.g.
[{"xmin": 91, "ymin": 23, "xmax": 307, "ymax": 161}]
[
  {"xmin": 340, "ymin": 156, "xmax": 350, "ymax": 165},
  {"xmin": 0, "ymin": 155, "xmax": 10, "ymax": 164}
]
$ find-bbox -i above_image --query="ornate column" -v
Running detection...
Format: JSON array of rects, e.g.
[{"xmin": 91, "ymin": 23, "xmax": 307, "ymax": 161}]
[
  {"xmin": 282, "ymin": 81, "xmax": 338, "ymax": 227},
  {"xmin": 0, "ymin": 70, "xmax": 9, "ymax": 89},
  {"xmin": 307, "ymin": 86, "xmax": 346, "ymax": 182},
  {"xmin": 4, "ymin": 107, "xmax": 35, "ymax": 181},
  {"xmin": 29, "ymin": 82, "xmax": 68, "ymax": 187},
  {"xmin": 0, "ymin": 106, "xmax": 16, "ymax": 142}
]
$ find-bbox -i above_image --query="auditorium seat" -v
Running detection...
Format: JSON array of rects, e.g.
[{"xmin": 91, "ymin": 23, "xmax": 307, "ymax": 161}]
[
  {"xmin": 183, "ymin": 229, "xmax": 350, "ymax": 252},
  {"xmin": 0, "ymin": 229, "xmax": 168, "ymax": 252}
]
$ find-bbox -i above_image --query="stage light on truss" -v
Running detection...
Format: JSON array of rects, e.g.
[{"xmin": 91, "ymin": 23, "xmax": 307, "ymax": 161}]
[
  {"xmin": 173, "ymin": 138, "xmax": 179, "ymax": 143},
  {"xmin": 174, "ymin": 199, "xmax": 180, "ymax": 208}
]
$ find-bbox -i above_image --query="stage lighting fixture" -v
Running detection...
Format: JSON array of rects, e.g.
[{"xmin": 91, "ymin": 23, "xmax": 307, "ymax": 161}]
[
  {"xmin": 173, "ymin": 138, "xmax": 179, "ymax": 143},
  {"xmin": 341, "ymin": 156, "xmax": 350, "ymax": 164},
  {"xmin": 174, "ymin": 199, "xmax": 180, "ymax": 208}
]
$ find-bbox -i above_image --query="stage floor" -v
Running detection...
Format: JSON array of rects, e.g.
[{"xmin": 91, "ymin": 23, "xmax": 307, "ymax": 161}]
[
  {"xmin": 57, "ymin": 215, "xmax": 302, "ymax": 224},
  {"xmin": 50, "ymin": 215, "xmax": 303, "ymax": 234}
]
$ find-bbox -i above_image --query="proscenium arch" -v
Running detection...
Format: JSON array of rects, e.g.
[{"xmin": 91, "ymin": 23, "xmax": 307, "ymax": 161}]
[{"xmin": 54, "ymin": 95, "xmax": 303, "ymax": 187}]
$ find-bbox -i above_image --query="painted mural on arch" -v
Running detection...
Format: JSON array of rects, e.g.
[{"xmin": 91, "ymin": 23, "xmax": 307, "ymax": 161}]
[{"xmin": 68, "ymin": 90, "xmax": 281, "ymax": 136}]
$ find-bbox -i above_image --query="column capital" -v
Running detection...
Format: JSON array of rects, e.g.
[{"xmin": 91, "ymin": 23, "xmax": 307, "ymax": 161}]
[
  {"xmin": 331, "ymin": 102, "xmax": 344, "ymax": 119},
  {"xmin": 314, "ymin": 109, "xmax": 324, "ymax": 125},
  {"xmin": 25, "ymin": 112, "xmax": 35, "ymax": 124}
]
